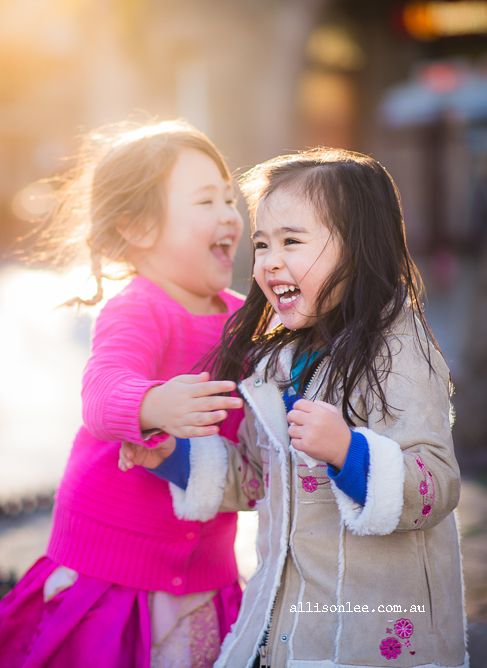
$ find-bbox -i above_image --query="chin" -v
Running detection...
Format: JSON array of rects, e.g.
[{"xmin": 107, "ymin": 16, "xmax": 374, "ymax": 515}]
[
  {"xmin": 210, "ymin": 278, "xmax": 232, "ymax": 294},
  {"xmin": 281, "ymin": 316, "xmax": 313, "ymax": 331}
]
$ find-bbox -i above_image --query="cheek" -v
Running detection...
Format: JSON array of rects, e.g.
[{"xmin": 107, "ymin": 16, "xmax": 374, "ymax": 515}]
[
  {"xmin": 305, "ymin": 250, "xmax": 337, "ymax": 286},
  {"xmin": 235, "ymin": 215, "xmax": 244, "ymax": 240},
  {"xmin": 253, "ymin": 258, "xmax": 268, "ymax": 293}
]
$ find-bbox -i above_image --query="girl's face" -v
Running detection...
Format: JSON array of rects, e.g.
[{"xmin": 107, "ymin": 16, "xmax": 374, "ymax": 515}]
[
  {"xmin": 133, "ymin": 147, "xmax": 243, "ymax": 311},
  {"xmin": 253, "ymin": 188, "xmax": 342, "ymax": 330}
]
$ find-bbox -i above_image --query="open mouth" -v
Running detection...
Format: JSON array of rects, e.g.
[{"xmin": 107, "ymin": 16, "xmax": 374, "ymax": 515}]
[
  {"xmin": 210, "ymin": 237, "xmax": 234, "ymax": 267},
  {"xmin": 272, "ymin": 284, "xmax": 301, "ymax": 304}
]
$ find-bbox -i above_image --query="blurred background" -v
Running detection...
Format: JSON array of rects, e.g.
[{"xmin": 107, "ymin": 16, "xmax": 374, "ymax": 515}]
[{"xmin": 0, "ymin": 0, "xmax": 486, "ymax": 660}]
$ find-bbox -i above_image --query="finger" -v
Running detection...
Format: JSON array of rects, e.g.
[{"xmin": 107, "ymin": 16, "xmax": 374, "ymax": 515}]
[
  {"xmin": 175, "ymin": 372, "xmax": 211, "ymax": 384},
  {"xmin": 314, "ymin": 399, "xmax": 340, "ymax": 414},
  {"xmin": 119, "ymin": 446, "xmax": 130, "ymax": 462},
  {"xmin": 287, "ymin": 409, "xmax": 307, "ymax": 425},
  {"xmin": 290, "ymin": 437, "xmax": 305, "ymax": 451},
  {"xmin": 186, "ymin": 409, "xmax": 228, "ymax": 427},
  {"xmin": 121, "ymin": 442, "xmax": 137, "ymax": 459},
  {"xmin": 288, "ymin": 423, "xmax": 303, "ymax": 439},
  {"xmin": 119, "ymin": 448, "xmax": 133, "ymax": 464},
  {"xmin": 188, "ymin": 380, "xmax": 239, "ymax": 397},
  {"xmin": 324, "ymin": 402, "xmax": 340, "ymax": 415},
  {"xmin": 180, "ymin": 424, "xmax": 221, "ymax": 438},
  {"xmin": 192, "ymin": 395, "xmax": 243, "ymax": 412},
  {"xmin": 118, "ymin": 456, "xmax": 132, "ymax": 471},
  {"xmin": 292, "ymin": 399, "xmax": 315, "ymax": 412}
]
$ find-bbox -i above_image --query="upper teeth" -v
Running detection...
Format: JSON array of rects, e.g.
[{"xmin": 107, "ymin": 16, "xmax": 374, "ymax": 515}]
[
  {"xmin": 272, "ymin": 285, "xmax": 297, "ymax": 295},
  {"xmin": 215, "ymin": 238, "xmax": 232, "ymax": 246}
]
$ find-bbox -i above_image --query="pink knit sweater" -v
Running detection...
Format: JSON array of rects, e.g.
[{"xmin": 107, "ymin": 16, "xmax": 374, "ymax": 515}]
[{"xmin": 47, "ymin": 275, "xmax": 244, "ymax": 594}]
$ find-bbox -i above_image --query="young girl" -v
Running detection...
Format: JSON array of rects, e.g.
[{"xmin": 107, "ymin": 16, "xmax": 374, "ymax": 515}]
[
  {"xmin": 0, "ymin": 120, "xmax": 246, "ymax": 668},
  {"xmin": 122, "ymin": 148, "xmax": 467, "ymax": 668}
]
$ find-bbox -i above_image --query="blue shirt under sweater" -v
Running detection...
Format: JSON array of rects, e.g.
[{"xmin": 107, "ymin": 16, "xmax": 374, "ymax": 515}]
[
  {"xmin": 151, "ymin": 353, "xmax": 370, "ymax": 505},
  {"xmin": 152, "ymin": 431, "xmax": 369, "ymax": 506}
]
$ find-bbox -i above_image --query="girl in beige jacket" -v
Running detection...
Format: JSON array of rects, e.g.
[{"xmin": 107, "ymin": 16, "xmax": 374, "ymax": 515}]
[{"xmin": 121, "ymin": 148, "xmax": 467, "ymax": 668}]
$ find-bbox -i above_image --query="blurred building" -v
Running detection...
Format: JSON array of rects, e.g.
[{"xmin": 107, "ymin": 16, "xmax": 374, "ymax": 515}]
[
  {"xmin": 1, "ymin": 0, "xmax": 487, "ymax": 276},
  {"xmin": 0, "ymin": 0, "xmax": 325, "ymax": 280}
]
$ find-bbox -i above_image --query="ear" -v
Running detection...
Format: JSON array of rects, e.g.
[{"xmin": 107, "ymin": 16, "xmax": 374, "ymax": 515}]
[{"xmin": 116, "ymin": 216, "xmax": 159, "ymax": 250}]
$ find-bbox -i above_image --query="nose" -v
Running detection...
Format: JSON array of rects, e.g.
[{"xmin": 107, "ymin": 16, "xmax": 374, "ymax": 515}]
[
  {"xmin": 262, "ymin": 247, "xmax": 284, "ymax": 272},
  {"xmin": 220, "ymin": 201, "xmax": 242, "ymax": 227}
]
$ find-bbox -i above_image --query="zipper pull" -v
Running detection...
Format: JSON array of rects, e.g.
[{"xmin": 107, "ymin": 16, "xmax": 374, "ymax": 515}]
[{"xmin": 259, "ymin": 644, "xmax": 271, "ymax": 667}]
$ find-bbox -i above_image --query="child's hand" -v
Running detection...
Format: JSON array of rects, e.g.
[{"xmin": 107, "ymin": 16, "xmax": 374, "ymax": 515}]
[
  {"xmin": 287, "ymin": 399, "xmax": 351, "ymax": 470},
  {"xmin": 118, "ymin": 436, "xmax": 176, "ymax": 471},
  {"xmin": 140, "ymin": 372, "xmax": 243, "ymax": 438}
]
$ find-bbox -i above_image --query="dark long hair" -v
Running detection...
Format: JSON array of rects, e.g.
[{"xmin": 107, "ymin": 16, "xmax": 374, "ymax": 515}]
[{"xmin": 211, "ymin": 148, "xmax": 439, "ymax": 425}]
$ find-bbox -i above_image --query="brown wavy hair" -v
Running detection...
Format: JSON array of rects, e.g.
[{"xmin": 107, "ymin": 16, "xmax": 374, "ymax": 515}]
[
  {"xmin": 26, "ymin": 119, "xmax": 231, "ymax": 306},
  {"xmin": 209, "ymin": 147, "xmax": 439, "ymax": 425}
]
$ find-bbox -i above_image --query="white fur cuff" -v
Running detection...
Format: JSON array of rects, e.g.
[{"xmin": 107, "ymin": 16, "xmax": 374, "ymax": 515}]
[
  {"xmin": 169, "ymin": 435, "xmax": 228, "ymax": 522},
  {"xmin": 331, "ymin": 427, "xmax": 405, "ymax": 536}
]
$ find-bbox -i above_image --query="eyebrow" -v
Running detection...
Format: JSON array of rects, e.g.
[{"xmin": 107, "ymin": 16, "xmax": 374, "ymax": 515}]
[
  {"xmin": 192, "ymin": 184, "xmax": 232, "ymax": 195},
  {"xmin": 252, "ymin": 225, "xmax": 309, "ymax": 240}
]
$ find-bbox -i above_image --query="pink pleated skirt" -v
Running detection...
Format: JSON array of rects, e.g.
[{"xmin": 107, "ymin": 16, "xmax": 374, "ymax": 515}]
[{"xmin": 0, "ymin": 557, "xmax": 241, "ymax": 668}]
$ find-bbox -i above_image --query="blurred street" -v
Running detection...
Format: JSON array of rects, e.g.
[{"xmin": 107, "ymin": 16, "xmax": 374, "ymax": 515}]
[{"xmin": 0, "ymin": 258, "xmax": 486, "ymax": 664}]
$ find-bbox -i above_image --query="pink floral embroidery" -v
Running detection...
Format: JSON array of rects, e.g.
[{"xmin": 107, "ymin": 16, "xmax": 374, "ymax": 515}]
[
  {"xmin": 265, "ymin": 473, "xmax": 269, "ymax": 488},
  {"xmin": 302, "ymin": 476, "xmax": 318, "ymax": 493},
  {"xmin": 394, "ymin": 618, "xmax": 414, "ymax": 639},
  {"xmin": 380, "ymin": 637, "xmax": 402, "ymax": 660},
  {"xmin": 297, "ymin": 465, "xmax": 329, "ymax": 493},
  {"xmin": 407, "ymin": 453, "xmax": 436, "ymax": 529},
  {"xmin": 238, "ymin": 448, "xmax": 261, "ymax": 506},
  {"xmin": 405, "ymin": 640, "xmax": 411, "ymax": 648},
  {"xmin": 386, "ymin": 628, "xmax": 392, "ymax": 634}
]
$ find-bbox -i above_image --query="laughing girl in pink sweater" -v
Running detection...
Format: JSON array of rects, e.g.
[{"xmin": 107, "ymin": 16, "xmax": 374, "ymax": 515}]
[{"xmin": 0, "ymin": 120, "xmax": 245, "ymax": 668}]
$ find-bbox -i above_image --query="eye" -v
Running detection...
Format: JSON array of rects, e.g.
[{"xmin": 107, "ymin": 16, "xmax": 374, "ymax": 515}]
[
  {"xmin": 284, "ymin": 237, "xmax": 300, "ymax": 245},
  {"xmin": 226, "ymin": 197, "xmax": 238, "ymax": 206},
  {"xmin": 253, "ymin": 241, "xmax": 268, "ymax": 250},
  {"xmin": 197, "ymin": 199, "xmax": 213, "ymax": 205}
]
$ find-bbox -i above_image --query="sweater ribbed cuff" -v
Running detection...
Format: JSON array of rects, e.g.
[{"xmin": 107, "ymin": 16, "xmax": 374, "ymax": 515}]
[
  {"xmin": 327, "ymin": 430, "xmax": 369, "ymax": 506},
  {"xmin": 83, "ymin": 375, "xmax": 164, "ymax": 445}
]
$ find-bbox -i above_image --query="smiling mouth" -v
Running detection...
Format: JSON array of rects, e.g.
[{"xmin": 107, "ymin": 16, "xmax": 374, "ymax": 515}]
[
  {"xmin": 272, "ymin": 284, "xmax": 301, "ymax": 304},
  {"xmin": 211, "ymin": 237, "xmax": 234, "ymax": 267}
]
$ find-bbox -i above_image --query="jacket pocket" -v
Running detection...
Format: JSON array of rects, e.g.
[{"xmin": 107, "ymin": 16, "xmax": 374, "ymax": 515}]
[{"xmin": 417, "ymin": 532, "xmax": 434, "ymax": 632}]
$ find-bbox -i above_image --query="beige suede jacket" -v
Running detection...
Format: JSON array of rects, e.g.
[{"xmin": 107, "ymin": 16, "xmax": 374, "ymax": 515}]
[{"xmin": 170, "ymin": 311, "xmax": 468, "ymax": 668}]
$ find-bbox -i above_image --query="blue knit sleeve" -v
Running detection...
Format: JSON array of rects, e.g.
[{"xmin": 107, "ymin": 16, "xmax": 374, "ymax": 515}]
[
  {"xmin": 149, "ymin": 438, "xmax": 190, "ymax": 490},
  {"xmin": 327, "ymin": 430, "xmax": 369, "ymax": 505}
]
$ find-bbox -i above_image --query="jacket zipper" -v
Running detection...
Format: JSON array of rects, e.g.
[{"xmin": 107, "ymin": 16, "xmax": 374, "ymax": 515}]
[
  {"xmin": 258, "ymin": 597, "xmax": 276, "ymax": 667},
  {"xmin": 258, "ymin": 357, "xmax": 327, "ymax": 667},
  {"xmin": 303, "ymin": 357, "xmax": 326, "ymax": 400},
  {"xmin": 279, "ymin": 356, "xmax": 326, "ymax": 403}
]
